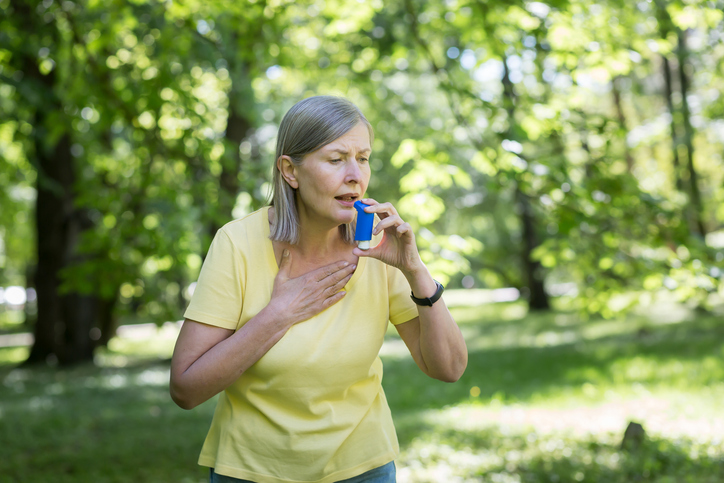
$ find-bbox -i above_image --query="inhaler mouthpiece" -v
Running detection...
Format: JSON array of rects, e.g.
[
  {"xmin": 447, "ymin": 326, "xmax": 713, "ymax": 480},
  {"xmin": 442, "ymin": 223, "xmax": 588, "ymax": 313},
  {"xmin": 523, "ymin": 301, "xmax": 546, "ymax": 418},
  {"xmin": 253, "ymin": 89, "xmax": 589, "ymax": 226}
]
[{"xmin": 354, "ymin": 201, "xmax": 374, "ymax": 250}]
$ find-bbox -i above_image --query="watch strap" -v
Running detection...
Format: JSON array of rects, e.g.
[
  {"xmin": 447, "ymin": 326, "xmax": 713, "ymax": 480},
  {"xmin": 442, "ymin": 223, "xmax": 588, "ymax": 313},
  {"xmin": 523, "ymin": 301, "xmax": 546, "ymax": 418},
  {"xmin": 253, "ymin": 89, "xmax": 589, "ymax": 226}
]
[{"xmin": 410, "ymin": 280, "xmax": 444, "ymax": 306}]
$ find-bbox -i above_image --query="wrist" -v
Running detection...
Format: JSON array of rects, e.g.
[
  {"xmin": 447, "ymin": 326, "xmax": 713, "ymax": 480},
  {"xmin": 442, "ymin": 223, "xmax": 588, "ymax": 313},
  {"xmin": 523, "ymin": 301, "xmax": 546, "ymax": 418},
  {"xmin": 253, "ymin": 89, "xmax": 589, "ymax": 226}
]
[
  {"xmin": 410, "ymin": 279, "xmax": 444, "ymax": 306},
  {"xmin": 260, "ymin": 301, "xmax": 293, "ymax": 332},
  {"xmin": 404, "ymin": 265, "xmax": 438, "ymax": 300},
  {"xmin": 401, "ymin": 256, "xmax": 426, "ymax": 280}
]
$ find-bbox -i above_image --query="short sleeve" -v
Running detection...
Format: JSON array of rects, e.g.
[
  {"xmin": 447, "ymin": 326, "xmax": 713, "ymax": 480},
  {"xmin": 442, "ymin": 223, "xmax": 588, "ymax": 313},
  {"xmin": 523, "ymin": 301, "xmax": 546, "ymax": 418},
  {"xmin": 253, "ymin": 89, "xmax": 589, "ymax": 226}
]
[
  {"xmin": 183, "ymin": 229, "xmax": 243, "ymax": 330},
  {"xmin": 386, "ymin": 264, "xmax": 419, "ymax": 326}
]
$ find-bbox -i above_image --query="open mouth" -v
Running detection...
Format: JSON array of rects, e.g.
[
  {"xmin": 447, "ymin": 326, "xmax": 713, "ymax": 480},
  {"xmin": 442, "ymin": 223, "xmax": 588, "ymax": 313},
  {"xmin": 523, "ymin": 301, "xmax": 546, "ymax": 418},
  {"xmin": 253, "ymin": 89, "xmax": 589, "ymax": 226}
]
[{"xmin": 335, "ymin": 195, "xmax": 359, "ymax": 202}]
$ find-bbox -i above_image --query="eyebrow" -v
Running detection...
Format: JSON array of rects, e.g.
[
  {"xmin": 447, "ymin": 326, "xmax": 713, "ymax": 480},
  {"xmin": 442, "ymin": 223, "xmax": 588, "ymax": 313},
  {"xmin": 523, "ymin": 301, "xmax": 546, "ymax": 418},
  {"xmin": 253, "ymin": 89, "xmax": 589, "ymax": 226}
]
[{"xmin": 327, "ymin": 148, "xmax": 371, "ymax": 155}]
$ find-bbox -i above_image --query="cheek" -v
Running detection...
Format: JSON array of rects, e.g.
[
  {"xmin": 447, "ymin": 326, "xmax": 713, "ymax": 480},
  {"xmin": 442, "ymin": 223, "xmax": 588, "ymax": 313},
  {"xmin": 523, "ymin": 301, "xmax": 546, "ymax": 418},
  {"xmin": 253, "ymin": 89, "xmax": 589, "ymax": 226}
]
[
  {"xmin": 361, "ymin": 168, "xmax": 372, "ymax": 189},
  {"xmin": 298, "ymin": 176, "xmax": 332, "ymax": 200}
]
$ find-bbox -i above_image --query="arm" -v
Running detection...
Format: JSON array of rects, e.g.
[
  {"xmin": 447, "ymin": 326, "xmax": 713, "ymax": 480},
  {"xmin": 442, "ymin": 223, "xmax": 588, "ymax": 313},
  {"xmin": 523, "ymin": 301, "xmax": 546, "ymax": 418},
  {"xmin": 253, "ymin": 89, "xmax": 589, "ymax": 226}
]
[
  {"xmin": 353, "ymin": 199, "xmax": 468, "ymax": 382},
  {"xmin": 395, "ymin": 266, "xmax": 467, "ymax": 382},
  {"xmin": 170, "ymin": 250, "xmax": 356, "ymax": 409},
  {"xmin": 170, "ymin": 312, "xmax": 286, "ymax": 410}
]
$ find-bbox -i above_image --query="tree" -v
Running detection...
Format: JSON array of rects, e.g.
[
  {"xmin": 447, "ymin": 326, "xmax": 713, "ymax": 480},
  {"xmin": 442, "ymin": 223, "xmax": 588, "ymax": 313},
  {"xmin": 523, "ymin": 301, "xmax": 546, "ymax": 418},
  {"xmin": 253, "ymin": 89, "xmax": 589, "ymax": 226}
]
[{"xmin": 2, "ymin": 0, "xmax": 724, "ymax": 368}]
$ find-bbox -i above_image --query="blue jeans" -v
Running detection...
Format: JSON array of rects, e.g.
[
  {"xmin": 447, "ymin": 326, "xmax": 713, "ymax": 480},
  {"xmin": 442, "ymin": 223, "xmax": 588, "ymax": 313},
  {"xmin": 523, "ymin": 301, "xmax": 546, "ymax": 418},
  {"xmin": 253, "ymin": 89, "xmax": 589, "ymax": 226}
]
[{"xmin": 209, "ymin": 461, "xmax": 396, "ymax": 483}]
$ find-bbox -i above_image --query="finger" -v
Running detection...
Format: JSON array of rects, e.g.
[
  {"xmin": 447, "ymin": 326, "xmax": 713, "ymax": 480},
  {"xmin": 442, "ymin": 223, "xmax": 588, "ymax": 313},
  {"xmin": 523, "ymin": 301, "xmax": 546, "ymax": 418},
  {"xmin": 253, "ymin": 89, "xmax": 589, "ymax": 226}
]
[
  {"xmin": 360, "ymin": 199, "xmax": 384, "ymax": 216},
  {"xmin": 320, "ymin": 263, "xmax": 356, "ymax": 287},
  {"xmin": 322, "ymin": 273, "xmax": 354, "ymax": 299},
  {"xmin": 322, "ymin": 290, "xmax": 346, "ymax": 308},
  {"xmin": 363, "ymin": 202, "xmax": 398, "ymax": 219},
  {"xmin": 353, "ymin": 240, "xmax": 384, "ymax": 259},
  {"xmin": 396, "ymin": 222, "xmax": 413, "ymax": 238},
  {"xmin": 360, "ymin": 198, "xmax": 379, "ymax": 207},
  {"xmin": 334, "ymin": 271, "xmax": 355, "ymax": 291},
  {"xmin": 353, "ymin": 230, "xmax": 386, "ymax": 257},
  {"xmin": 353, "ymin": 247, "xmax": 371, "ymax": 258},
  {"xmin": 277, "ymin": 249, "xmax": 292, "ymax": 279},
  {"xmin": 311, "ymin": 260, "xmax": 350, "ymax": 282},
  {"xmin": 362, "ymin": 201, "xmax": 395, "ymax": 213},
  {"xmin": 373, "ymin": 215, "xmax": 403, "ymax": 235}
]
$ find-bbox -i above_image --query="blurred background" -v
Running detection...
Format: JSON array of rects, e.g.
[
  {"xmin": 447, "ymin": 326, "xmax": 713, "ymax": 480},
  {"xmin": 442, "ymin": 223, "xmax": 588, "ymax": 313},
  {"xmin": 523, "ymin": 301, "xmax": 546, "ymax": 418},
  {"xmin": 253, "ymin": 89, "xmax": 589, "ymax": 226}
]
[{"xmin": 1, "ymin": 0, "xmax": 724, "ymax": 482}]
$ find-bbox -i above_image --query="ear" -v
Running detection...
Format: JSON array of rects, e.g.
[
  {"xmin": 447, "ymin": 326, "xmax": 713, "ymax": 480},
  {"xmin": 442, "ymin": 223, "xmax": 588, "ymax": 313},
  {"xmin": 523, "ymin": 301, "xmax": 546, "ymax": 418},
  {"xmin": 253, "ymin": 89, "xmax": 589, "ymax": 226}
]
[{"xmin": 278, "ymin": 156, "xmax": 299, "ymax": 189}]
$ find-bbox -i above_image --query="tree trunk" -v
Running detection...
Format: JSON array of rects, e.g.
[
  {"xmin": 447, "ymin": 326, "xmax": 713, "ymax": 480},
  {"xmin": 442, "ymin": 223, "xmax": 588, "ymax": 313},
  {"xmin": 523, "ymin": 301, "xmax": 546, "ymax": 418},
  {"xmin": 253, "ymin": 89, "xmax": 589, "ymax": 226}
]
[
  {"xmin": 516, "ymin": 187, "xmax": 550, "ymax": 310},
  {"xmin": 677, "ymin": 29, "xmax": 706, "ymax": 237},
  {"xmin": 612, "ymin": 76, "xmax": 634, "ymax": 173},
  {"xmin": 26, "ymin": 131, "xmax": 73, "ymax": 364},
  {"xmin": 97, "ymin": 294, "xmax": 118, "ymax": 347},
  {"xmin": 405, "ymin": 0, "xmax": 550, "ymax": 309},
  {"xmin": 20, "ymin": 3, "xmax": 98, "ymax": 366},
  {"xmin": 205, "ymin": 79, "xmax": 252, "ymax": 242},
  {"xmin": 502, "ymin": 56, "xmax": 550, "ymax": 311},
  {"xmin": 58, "ymin": 292, "xmax": 98, "ymax": 364},
  {"xmin": 27, "ymin": 123, "xmax": 98, "ymax": 365},
  {"xmin": 661, "ymin": 55, "xmax": 683, "ymax": 191},
  {"xmin": 208, "ymin": 33, "xmax": 255, "ymax": 237}
]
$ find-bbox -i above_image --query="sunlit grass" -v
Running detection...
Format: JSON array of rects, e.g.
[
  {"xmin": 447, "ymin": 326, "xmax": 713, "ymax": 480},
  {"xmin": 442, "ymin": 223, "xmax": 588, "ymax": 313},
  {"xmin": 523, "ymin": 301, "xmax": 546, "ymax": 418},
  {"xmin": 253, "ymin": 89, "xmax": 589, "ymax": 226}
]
[
  {"xmin": 1, "ymin": 302, "xmax": 724, "ymax": 482},
  {"xmin": 0, "ymin": 362, "xmax": 214, "ymax": 483},
  {"xmin": 382, "ymin": 302, "xmax": 724, "ymax": 482},
  {"xmin": 394, "ymin": 417, "xmax": 724, "ymax": 483},
  {"xmin": 94, "ymin": 322, "xmax": 180, "ymax": 367}
]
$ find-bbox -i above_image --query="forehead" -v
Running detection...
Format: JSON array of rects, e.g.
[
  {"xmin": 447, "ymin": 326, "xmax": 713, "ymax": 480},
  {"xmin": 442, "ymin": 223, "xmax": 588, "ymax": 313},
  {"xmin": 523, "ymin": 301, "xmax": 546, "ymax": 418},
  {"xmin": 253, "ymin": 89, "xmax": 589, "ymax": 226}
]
[{"xmin": 320, "ymin": 123, "xmax": 371, "ymax": 154}]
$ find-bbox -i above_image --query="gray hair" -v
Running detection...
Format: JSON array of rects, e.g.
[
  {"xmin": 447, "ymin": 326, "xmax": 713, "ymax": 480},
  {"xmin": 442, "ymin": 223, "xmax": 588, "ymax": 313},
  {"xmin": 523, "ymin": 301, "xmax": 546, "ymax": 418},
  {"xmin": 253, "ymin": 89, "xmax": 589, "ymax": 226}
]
[{"xmin": 269, "ymin": 96, "xmax": 373, "ymax": 245}]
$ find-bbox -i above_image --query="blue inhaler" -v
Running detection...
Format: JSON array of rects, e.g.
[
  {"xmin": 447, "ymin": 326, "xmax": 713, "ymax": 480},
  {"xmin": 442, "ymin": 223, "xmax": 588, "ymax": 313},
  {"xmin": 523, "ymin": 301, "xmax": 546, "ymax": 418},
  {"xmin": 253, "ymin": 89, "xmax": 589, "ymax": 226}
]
[{"xmin": 354, "ymin": 201, "xmax": 374, "ymax": 250}]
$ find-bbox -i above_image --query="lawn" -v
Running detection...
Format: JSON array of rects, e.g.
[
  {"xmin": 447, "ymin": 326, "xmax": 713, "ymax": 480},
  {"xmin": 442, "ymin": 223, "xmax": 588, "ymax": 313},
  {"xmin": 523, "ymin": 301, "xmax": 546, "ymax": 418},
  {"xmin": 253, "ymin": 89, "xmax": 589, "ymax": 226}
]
[{"xmin": 1, "ymin": 299, "xmax": 723, "ymax": 482}]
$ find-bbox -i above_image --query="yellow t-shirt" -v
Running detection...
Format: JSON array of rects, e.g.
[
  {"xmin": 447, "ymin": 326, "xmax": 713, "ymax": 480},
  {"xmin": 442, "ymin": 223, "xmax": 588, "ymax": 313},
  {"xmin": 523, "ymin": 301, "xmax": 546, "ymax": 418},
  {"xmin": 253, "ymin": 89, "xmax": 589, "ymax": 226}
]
[{"xmin": 183, "ymin": 206, "xmax": 419, "ymax": 483}]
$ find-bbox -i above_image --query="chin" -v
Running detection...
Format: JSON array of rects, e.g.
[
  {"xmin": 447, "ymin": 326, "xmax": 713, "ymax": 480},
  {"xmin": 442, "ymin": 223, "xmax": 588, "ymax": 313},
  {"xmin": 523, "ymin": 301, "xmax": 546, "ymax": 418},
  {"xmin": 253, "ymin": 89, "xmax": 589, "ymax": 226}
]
[
  {"xmin": 337, "ymin": 214, "xmax": 355, "ymax": 225},
  {"xmin": 333, "ymin": 209, "xmax": 356, "ymax": 225}
]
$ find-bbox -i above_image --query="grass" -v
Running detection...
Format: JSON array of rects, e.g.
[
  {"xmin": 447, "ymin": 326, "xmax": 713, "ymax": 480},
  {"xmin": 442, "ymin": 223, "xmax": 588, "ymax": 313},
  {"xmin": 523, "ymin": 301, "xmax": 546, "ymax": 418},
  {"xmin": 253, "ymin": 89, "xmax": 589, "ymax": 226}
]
[
  {"xmin": 1, "ymin": 300, "xmax": 723, "ymax": 482},
  {"xmin": 383, "ymin": 301, "xmax": 724, "ymax": 482}
]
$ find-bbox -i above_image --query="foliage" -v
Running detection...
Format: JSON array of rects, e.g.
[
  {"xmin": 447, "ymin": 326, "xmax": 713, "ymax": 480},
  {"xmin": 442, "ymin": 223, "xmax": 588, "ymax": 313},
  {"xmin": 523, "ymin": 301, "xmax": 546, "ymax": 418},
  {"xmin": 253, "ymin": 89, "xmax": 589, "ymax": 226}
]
[
  {"xmin": 1, "ymin": 0, "xmax": 724, "ymax": 362},
  {"xmin": 374, "ymin": 0, "xmax": 724, "ymax": 314}
]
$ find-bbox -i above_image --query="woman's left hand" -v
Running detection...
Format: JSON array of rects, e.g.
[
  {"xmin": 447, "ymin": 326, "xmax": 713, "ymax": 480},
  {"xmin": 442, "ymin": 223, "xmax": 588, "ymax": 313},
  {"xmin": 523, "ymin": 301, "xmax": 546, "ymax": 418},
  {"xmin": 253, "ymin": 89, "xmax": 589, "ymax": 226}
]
[{"xmin": 352, "ymin": 198, "xmax": 423, "ymax": 275}]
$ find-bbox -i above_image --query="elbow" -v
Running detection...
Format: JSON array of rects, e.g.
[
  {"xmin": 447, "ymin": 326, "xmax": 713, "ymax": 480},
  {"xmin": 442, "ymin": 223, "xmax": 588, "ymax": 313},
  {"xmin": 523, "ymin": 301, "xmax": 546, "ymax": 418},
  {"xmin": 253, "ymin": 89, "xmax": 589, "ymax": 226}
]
[
  {"xmin": 169, "ymin": 383, "xmax": 200, "ymax": 410},
  {"xmin": 434, "ymin": 367, "xmax": 465, "ymax": 383},
  {"xmin": 431, "ymin": 355, "xmax": 468, "ymax": 383},
  {"xmin": 170, "ymin": 389, "xmax": 194, "ymax": 410}
]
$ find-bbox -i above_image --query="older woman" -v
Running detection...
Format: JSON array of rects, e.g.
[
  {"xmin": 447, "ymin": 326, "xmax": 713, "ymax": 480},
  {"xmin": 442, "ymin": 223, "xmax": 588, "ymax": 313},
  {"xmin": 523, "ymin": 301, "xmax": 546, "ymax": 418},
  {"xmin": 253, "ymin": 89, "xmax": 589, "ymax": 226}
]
[{"xmin": 170, "ymin": 96, "xmax": 467, "ymax": 483}]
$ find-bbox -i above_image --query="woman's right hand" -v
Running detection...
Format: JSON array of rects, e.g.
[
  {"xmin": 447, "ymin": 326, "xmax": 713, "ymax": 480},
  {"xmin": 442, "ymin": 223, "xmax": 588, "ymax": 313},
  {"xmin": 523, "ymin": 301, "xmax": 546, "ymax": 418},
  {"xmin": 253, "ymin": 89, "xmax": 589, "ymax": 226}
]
[
  {"xmin": 171, "ymin": 251, "xmax": 354, "ymax": 409},
  {"xmin": 268, "ymin": 249, "xmax": 355, "ymax": 326}
]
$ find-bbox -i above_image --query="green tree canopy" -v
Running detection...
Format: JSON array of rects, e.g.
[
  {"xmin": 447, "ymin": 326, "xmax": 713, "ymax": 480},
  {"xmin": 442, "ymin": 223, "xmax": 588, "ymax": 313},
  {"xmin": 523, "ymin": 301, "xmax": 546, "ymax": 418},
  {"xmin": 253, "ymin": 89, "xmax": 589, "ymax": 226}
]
[{"xmin": 1, "ymin": 0, "xmax": 723, "ymax": 364}]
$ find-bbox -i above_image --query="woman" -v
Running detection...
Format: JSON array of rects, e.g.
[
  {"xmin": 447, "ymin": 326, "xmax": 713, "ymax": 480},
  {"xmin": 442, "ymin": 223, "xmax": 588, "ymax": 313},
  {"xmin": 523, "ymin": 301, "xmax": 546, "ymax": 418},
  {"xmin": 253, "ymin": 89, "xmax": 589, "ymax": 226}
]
[{"xmin": 170, "ymin": 96, "xmax": 467, "ymax": 483}]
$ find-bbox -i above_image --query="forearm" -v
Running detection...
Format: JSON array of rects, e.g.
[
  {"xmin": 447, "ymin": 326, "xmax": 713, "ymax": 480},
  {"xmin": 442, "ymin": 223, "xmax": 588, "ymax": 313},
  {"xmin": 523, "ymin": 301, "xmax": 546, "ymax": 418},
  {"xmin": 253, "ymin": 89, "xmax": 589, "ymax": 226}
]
[
  {"xmin": 404, "ymin": 266, "xmax": 468, "ymax": 382},
  {"xmin": 171, "ymin": 248, "xmax": 354, "ymax": 409},
  {"xmin": 170, "ymin": 307, "xmax": 289, "ymax": 409}
]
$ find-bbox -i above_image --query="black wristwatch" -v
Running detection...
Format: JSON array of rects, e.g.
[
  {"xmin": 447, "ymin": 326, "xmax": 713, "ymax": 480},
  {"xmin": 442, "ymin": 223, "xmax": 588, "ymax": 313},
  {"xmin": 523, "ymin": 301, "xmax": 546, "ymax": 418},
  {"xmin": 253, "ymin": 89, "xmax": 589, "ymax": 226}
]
[{"xmin": 410, "ymin": 280, "xmax": 444, "ymax": 306}]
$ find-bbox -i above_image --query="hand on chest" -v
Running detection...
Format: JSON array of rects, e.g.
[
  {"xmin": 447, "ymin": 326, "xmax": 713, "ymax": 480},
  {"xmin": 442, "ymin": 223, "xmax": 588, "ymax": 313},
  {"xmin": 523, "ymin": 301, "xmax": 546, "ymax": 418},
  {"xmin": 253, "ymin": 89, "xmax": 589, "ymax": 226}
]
[{"xmin": 273, "ymin": 244, "xmax": 359, "ymax": 280}]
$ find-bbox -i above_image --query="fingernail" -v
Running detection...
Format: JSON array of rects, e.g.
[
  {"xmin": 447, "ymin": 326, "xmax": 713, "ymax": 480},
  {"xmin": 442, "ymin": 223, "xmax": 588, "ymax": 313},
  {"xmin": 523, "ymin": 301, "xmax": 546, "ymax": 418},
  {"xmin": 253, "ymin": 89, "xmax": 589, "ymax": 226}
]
[
  {"xmin": 351, "ymin": 264, "xmax": 357, "ymax": 270},
  {"xmin": 344, "ymin": 261, "xmax": 349, "ymax": 266},
  {"xmin": 283, "ymin": 249, "xmax": 289, "ymax": 257}
]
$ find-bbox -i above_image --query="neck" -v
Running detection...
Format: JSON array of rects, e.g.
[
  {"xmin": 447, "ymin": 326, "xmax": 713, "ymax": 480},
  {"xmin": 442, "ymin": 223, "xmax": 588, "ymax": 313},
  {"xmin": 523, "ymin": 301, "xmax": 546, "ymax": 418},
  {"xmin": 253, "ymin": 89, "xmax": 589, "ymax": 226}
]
[
  {"xmin": 294, "ymin": 223, "xmax": 348, "ymax": 259},
  {"xmin": 294, "ymin": 200, "xmax": 350, "ymax": 258},
  {"xmin": 269, "ymin": 203, "xmax": 352, "ymax": 261}
]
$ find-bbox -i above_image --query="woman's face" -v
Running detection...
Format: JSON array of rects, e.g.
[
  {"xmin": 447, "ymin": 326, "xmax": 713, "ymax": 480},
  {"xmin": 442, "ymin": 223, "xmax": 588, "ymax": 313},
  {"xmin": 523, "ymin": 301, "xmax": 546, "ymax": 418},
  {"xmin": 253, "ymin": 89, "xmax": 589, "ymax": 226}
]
[{"xmin": 284, "ymin": 121, "xmax": 372, "ymax": 228}]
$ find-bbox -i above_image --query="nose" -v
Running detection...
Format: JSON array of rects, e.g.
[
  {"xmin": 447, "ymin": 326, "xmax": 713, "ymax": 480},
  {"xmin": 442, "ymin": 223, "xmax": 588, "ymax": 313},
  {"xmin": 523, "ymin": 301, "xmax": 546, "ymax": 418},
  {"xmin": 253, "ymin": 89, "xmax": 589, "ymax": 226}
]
[{"xmin": 344, "ymin": 158, "xmax": 362, "ymax": 184}]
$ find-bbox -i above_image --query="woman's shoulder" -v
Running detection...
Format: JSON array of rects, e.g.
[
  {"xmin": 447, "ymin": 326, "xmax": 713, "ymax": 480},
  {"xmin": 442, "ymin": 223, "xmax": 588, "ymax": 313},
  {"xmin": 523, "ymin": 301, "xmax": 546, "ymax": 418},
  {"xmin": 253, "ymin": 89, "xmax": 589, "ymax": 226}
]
[
  {"xmin": 216, "ymin": 206, "xmax": 270, "ymax": 246},
  {"xmin": 219, "ymin": 206, "xmax": 269, "ymax": 232}
]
